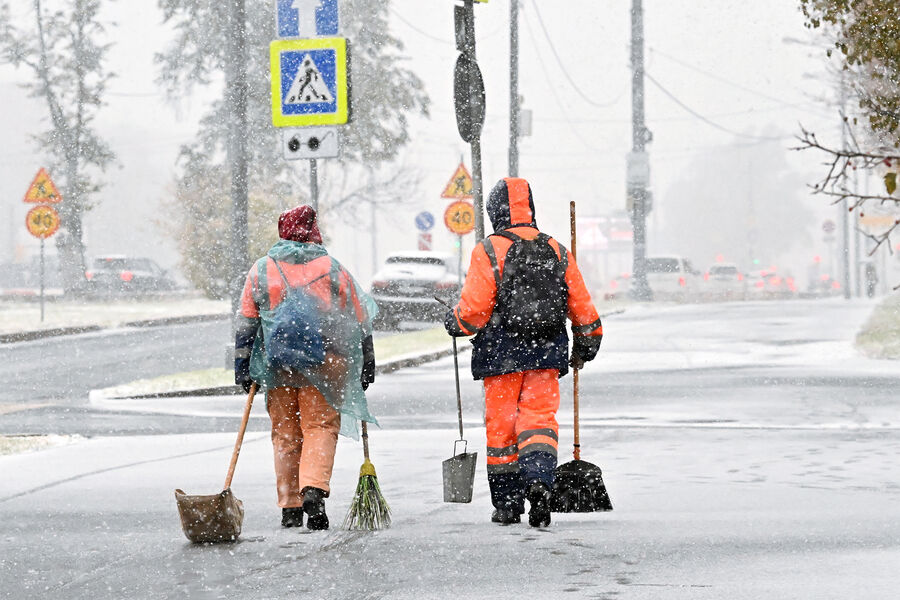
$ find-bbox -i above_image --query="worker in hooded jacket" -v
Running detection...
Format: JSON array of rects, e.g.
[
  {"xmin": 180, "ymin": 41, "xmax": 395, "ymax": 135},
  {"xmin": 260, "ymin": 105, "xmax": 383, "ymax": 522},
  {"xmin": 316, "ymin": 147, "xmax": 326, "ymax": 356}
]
[
  {"xmin": 444, "ymin": 177, "xmax": 603, "ymax": 528},
  {"xmin": 235, "ymin": 205, "xmax": 377, "ymax": 531}
]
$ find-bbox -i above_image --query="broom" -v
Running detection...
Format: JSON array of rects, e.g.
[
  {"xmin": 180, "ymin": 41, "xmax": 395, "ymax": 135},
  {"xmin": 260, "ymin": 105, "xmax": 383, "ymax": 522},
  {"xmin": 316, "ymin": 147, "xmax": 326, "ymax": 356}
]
[
  {"xmin": 342, "ymin": 421, "xmax": 391, "ymax": 530},
  {"xmin": 549, "ymin": 201, "xmax": 613, "ymax": 513}
]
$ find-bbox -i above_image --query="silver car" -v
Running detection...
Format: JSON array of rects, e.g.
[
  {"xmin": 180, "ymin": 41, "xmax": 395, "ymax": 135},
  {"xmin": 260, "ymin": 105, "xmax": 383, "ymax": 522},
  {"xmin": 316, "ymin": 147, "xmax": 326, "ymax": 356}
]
[{"xmin": 370, "ymin": 252, "xmax": 462, "ymax": 329}]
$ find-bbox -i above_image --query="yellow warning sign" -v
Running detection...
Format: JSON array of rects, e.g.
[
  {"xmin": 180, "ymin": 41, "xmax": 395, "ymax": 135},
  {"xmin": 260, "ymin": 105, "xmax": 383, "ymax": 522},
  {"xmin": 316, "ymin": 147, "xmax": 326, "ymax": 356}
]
[
  {"xmin": 441, "ymin": 162, "xmax": 473, "ymax": 199},
  {"xmin": 444, "ymin": 200, "xmax": 475, "ymax": 236},
  {"xmin": 26, "ymin": 205, "xmax": 60, "ymax": 239},
  {"xmin": 24, "ymin": 168, "xmax": 62, "ymax": 204}
]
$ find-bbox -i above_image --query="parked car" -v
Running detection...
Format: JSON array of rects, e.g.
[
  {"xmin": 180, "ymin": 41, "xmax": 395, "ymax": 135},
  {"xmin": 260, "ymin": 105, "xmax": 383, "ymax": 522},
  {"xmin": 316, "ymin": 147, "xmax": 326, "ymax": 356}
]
[
  {"xmin": 370, "ymin": 251, "xmax": 462, "ymax": 329},
  {"xmin": 84, "ymin": 256, "xmax": 177, "ymax": 295},
  {"xmin": 602, "ymin": 273, "xmax": 632, "ymax": 301},
  {"xmin": 645, "ymin": 256, "xmax": 702, "ymax": 301},
  {"xmin": 745, "ymin": 269, "xmax": 796, "ymax": 300},
  {"xmin": 703, "ymin": 263, "xmax": 746, "ymax": 301}
]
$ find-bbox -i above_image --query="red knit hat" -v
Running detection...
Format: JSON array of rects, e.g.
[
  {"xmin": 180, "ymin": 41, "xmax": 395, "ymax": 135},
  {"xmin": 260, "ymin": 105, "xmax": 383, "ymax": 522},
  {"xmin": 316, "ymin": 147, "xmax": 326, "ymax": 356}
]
[{"xmin": 278, "ymin": 205, "xmax": 323, "ymax": 243}]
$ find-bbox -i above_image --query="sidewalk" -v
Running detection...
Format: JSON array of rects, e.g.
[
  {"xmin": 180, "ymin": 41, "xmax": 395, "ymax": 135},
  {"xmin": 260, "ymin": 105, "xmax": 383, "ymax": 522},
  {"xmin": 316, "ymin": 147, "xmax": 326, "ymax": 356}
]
[{"xmin": 1, "ymin": 424, "xmax": 898, "ymax": 598}]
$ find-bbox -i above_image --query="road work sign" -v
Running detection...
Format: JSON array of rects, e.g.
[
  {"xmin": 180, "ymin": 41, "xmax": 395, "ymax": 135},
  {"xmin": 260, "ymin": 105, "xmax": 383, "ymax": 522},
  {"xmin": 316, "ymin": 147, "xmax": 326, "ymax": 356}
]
[
  {"xmin": 444, "ymin": 200, "xmax": 475, "ymax": 236},
  {"xmin": 26, "ymin": 205, "xmax": 60, "ymax": 239},
  {"xmin": 24, "ymin": 168, "xmax": 62, "ymax": 204},
  {"xmin": 276, "ymin": 0, "xmax": 339, "ymax": 38},
  {"xmin": 441, "ymin": 163, "xmax": 473, "ymax": 199},
  {"xmin": 270, "ymin": 37, "xmax": 349, "ymax": 127}
]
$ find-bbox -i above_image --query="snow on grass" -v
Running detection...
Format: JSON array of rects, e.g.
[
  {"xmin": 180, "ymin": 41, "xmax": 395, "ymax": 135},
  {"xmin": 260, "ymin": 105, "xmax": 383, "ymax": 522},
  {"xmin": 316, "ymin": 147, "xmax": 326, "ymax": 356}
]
[
  {"xmin": 0, "ymin": 295, "xmax": 229, "ymax": 335},
  {"xmin": 0, "ymin": 434, "xmax": 81, "ymax": 456},
  {"xmin": 856, "ymin": 292, "xmax": 900, "ymax": 359}
]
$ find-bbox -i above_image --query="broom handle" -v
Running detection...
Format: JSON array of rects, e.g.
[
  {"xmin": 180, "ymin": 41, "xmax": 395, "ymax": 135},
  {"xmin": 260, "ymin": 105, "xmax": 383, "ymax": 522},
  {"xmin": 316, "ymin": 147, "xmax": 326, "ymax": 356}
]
[
  {"xmin": 452, "ymin": 337, "xmax": 464, "ymax": 440},
  {"xmin": 570, "ymin": 201, "xmax": 581, "ymax": 461},
  {"xmin": 362, "ymin": 420, "xmax": 370, "ymax": 461},
  {"xmin": 224, "ymin": 382, "xmax": 257, "ymax": 490}
]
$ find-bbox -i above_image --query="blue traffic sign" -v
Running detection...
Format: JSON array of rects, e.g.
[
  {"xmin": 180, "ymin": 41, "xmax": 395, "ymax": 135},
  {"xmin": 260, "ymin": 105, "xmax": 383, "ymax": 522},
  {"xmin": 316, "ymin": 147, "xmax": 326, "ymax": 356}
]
[
  {"xmin": 415, "ymin": 211, "xmax": 435, "ymax": 232},
  {"xmin": 276, "ymin": 0, "xmax": 339, "ymax": 39},
  {"xmin": 270, "ymin": 38, "xmax": 349, "ymax": 127}
]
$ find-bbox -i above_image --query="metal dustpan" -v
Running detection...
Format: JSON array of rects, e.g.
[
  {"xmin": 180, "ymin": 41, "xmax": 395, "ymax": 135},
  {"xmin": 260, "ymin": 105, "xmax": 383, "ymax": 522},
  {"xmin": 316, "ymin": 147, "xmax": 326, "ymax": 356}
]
[
  {"xmin": 443, "ymin": 439, "xmax": 477, "ymax": 503},
  {"xmin": 175, "ymin": 384, "xmax": 256, "ymax": 543},
  {"xmin": 441, "ymin": 329, "xmax": 477, "ymax": 503}
]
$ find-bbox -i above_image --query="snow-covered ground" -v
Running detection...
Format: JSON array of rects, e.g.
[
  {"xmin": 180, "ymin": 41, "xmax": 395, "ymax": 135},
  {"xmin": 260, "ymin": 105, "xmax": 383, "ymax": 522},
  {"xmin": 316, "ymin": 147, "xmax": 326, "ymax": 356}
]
[{"xmin": 2, "ymin": 299, "xmax": 899, "ymax": 598}]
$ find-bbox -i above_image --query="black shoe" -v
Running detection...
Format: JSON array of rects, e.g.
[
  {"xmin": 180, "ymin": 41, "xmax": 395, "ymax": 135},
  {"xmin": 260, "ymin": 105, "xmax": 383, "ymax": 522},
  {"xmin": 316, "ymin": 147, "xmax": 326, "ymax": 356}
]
[
  {"xmin": 302, "ymin": 487, "xmax": 329, "ymax": 531},
  {"xmin": 281, "ymin": 507, "xmax": 304, "ymax": 528},
  {"xmin": 491, "ymin": 508, "xmax": 522, "ymax": 525},
  {"xmin": 527, "ymin": 482, "xmax": 551, "ymax": 528}
]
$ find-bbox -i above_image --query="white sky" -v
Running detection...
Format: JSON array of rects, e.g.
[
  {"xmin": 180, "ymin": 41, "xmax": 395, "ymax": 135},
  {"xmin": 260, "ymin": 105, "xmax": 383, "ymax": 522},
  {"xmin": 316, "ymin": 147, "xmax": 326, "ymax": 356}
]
[{"xmin": 0, "ymin": 0, "xmax": 861, "ymax": 287}]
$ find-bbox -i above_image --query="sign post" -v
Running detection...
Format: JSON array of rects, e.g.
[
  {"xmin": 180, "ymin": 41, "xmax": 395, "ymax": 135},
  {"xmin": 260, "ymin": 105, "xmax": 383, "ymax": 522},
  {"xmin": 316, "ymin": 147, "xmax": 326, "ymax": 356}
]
[
  {"xmin": 453, "ymin": 0, "xmax": 487, "ymax": 240},
  {"xmin": 444, "ymin": 200, "xmax": 476, "ymax": 290},
  {"xmin": 271, "ymin": 0, "xmax": 348, "ymax": 213},
  {"xmin": 25, "ymin": 205, "xmax": 60, "ymax": 322}
]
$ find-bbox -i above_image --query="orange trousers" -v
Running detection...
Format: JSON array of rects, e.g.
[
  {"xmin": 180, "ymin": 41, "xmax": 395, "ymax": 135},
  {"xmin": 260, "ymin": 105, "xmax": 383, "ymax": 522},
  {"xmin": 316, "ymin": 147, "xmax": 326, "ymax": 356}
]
[
  {"xmin": 484, "ymin": 369, "xmax": 560, "ymax": 479},
  {"xmin": 267, "ymin": 385, "xmax": 341, "ymax": 508}
]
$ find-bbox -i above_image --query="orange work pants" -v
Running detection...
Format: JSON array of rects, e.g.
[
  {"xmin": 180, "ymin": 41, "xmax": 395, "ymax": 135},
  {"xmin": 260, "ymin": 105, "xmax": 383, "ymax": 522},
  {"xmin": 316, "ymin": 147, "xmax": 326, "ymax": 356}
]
[
  {"xmin": 483, "ymin": 369, "xmax": 560, "ymax": 509},
  {"xmin": 267, "ymin": 385, "xmax": 341, "ymax": 508}
]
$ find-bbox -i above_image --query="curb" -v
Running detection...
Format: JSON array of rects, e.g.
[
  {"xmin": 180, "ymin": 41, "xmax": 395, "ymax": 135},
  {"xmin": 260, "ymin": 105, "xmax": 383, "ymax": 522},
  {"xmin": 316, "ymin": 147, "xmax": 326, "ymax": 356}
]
[
  {"xmin": 93, "ymin": 344, "xmax": 471, "ymax": 400},
  {"xmin": 0, "ymin": 313, "xmax": 229, "ymax": 345}
]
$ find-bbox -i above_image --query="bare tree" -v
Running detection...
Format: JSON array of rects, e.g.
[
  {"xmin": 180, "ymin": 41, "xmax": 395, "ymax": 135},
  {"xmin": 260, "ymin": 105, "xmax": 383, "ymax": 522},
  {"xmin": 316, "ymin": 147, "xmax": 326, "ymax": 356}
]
[{"xmin": 0, "ymin": 0, "xmax": 115, "ymax": 292}]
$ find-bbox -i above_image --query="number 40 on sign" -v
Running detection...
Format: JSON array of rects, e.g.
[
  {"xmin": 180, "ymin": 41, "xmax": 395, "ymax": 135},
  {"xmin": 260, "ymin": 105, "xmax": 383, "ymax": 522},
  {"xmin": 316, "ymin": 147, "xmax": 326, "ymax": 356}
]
[{"xmin": 444, "ymin": 200, "xmax": 475, "ymax": 236}]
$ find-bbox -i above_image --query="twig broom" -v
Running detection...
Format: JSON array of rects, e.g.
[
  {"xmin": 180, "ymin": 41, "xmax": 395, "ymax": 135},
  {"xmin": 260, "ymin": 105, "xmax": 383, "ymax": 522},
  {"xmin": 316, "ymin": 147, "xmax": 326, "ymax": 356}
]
[{"xmin": 342, "ymin": 421, "xmax": 391, "ymax": 530}]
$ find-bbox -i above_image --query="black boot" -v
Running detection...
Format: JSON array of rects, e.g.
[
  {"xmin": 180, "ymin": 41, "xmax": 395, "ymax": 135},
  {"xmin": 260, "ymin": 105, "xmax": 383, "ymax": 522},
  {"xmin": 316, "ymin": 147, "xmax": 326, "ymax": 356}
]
[
  {"xmin": 302, "ymin": 487, "xmax": 329, "ymax": 531},
  {"xmin": 281, "ymin": 507, "xmax": 304, "ymax": 528},
  {"xmin": 527, "ymin": 481, "xmax": 551, "ymax": 528},
  {"xmin": 491, "ymin": 508, "xmax": 522, "ymax": 525}
]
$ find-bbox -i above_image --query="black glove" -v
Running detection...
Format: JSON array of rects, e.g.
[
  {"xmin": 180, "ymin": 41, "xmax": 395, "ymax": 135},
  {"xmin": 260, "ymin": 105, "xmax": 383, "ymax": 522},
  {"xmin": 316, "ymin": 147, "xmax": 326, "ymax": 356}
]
[
  {"xmin": 570, "ymin": 351, "xmax": 586, "ymax": 371},
  {"xmin": 361, "ymin": 334, "xmax": 375, "ymax": 390},
  {"xmin": 240, "ymin": 379, "xmax": 255, "ymax": 394}
]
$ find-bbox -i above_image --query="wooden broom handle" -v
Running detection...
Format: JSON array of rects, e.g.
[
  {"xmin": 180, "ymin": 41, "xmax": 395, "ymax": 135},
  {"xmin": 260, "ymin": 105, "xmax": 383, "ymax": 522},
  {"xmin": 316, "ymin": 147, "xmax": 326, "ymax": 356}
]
[
  {"xmin": 570, "ymin": 201, "xmax": 581, "ymax": 461},
  {"xmin": 224, "ymin": 383, "xmax": 257, "ymax": 490},
  {"xmin": 362, "ymin": 420, "xmax": 370, "ymax": 461}
]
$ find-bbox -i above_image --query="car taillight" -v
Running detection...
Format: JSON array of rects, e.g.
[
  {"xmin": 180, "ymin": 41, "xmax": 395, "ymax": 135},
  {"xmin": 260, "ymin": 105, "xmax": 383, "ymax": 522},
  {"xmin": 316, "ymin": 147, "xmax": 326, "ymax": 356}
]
[
  {"xmin": 832, "ymin": 281, "xmax": 841, "ymax": 290},
  {"xmin": 435, "ymin": 281, "xmax": 456, "ymax": 289},
  {"xmin": 372, "ymin": 280, "xmax": 388, "ymax": 289},
  {"xmin": 120, "ymin": 270, "xmax": 134, "ymax": 282},
  {"xmin": 769, "ymin": 276, "xmax": 781, "ymax": 287},
  {"xmin": 755, "ymin": 281, "xmax": 765, "ymax": 288},
  {"xmin": 609, "ymin": 280, "xmax": 618, "ymax": 289},
  {"xmin": 678, "ymin": 277, "xmax": 686, "ymax": 287},
  {"xmin": 85, "ymin": 271, "xmax": 94, "ymax": 280},
  {"xmin": 737, "ymin": 273, "xmax": 744, "ymax": 281},
  {"xmin": 703, "ymin": 272, "xmax": 710, "ymax": 281}
]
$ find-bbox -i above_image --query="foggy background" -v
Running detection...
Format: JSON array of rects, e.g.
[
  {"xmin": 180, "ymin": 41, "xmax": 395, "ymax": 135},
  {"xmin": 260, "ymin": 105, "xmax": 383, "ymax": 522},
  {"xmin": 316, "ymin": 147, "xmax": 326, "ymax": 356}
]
[{"xmin": 0, "ymin": 0, "xmax": 852, "ymax": 289}]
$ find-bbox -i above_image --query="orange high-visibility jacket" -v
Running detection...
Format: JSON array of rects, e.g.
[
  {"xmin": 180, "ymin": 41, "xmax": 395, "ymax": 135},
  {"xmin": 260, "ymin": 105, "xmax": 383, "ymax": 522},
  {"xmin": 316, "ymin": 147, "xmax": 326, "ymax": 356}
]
[{"xmin": 445, "ymin": 177, "xmax": 603, "ymax": 379}]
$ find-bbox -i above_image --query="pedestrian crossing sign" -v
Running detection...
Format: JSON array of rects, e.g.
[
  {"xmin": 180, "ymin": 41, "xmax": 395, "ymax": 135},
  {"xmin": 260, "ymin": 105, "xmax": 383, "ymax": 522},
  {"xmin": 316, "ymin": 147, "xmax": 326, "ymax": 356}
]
[{"xmin": 270, "ymin": 37, "xmax": 349, "ymax": 127}]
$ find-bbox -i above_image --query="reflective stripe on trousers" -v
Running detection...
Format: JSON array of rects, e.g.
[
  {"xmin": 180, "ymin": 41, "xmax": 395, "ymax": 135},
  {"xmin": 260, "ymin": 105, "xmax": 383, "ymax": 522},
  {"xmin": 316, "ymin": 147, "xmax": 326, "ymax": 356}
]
[{"xmin": 483, "ymin": 369, "xmax": 560, "ymax": 478}]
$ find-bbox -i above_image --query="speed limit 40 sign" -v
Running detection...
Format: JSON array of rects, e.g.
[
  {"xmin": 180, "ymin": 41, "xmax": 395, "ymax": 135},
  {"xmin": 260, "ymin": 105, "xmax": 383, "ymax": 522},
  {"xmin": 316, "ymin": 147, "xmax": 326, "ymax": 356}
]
[
  {"xmin": 444, "ymin": 200, "xmax": 475, "ymax": 235},
  {"xmin": 26, "ymin": 205, "xmax": 60, "ymax": 239}
]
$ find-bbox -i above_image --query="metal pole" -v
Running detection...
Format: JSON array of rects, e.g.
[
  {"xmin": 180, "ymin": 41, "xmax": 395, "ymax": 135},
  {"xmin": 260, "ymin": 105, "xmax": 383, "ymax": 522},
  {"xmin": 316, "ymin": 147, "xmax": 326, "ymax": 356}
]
[
  {"xmin": 508, "ymin": 0, "xmax": 519, "ymax": 177},
  {"xmin": 310, "ymin": 158, "xmax": 319, "ymax": 212},
  {"xmin": 227, "ymin": 0, "xmax": 250, "ymax": 319},
  {"xmin": 629, "ymin": 0, "xmax": 651, "ymax": 300},
  {"xmin": 853, "ymin": 168, "xmax": 861, "ymax": 297},
  {"xmin": 39, "ymin": 238, "xmax": 45, "ymax": 322},
  {"xmin": 464, "ymin": 0, "xmax": 485, "ymax": 241},
  {"xmin": 839, "ymin": 78, "xmax": 850, "ymax": 300}
]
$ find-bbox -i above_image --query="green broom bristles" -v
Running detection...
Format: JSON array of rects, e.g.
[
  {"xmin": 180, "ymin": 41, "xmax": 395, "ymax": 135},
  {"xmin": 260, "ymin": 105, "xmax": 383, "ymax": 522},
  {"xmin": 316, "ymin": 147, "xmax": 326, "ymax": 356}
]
[{"xmin": 342, "ymin": 459, "xmax": 391, "ymax": 530}]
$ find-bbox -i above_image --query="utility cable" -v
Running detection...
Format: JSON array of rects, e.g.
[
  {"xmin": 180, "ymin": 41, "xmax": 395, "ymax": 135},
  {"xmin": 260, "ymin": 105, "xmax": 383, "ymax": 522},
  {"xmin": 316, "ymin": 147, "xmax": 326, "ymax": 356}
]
[
  {"xmin": 645, "ymin": 72, "xmax": 788, "ymax": 141},
  {"xmin": 529, "ymin": 0, "xmax": 623, "ymax": 108}
]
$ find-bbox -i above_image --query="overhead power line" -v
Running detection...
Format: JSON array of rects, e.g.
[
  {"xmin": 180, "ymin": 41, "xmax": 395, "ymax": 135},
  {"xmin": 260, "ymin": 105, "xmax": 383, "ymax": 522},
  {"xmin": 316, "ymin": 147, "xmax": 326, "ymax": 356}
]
[
  {"xmin": 529, "ymin": 0, "xmax": 623, "ymax": 108},
  {"xmin": 645, "ymin": 72, "xmax": 788, "ymax": 142}
]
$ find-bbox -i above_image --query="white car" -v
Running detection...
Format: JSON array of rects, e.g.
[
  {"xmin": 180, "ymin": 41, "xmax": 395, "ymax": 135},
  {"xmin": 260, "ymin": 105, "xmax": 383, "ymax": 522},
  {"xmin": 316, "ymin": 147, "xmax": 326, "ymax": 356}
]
[
  {"xmin": 704, "ymin": 263, "xmax": 746, "ymax": 301},
  {"xmin": 645, "ymin": 256, "xmax": 702, "ymax": 301},
  {"xmin": 370, "ymin": 251, "xmax": 462, "ymax": 329}
]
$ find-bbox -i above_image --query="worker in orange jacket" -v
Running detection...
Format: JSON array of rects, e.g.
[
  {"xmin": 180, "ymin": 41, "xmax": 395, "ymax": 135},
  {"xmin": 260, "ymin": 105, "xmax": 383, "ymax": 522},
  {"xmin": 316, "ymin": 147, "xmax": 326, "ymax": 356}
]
[{"xmin": 444, "ymin": 177, "xmax": 603, "ymax": 527}]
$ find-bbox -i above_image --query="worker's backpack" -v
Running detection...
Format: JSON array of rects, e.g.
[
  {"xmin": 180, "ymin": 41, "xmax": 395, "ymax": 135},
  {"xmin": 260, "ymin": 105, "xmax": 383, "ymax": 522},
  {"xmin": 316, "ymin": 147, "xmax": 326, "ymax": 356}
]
[
  {"xmin": 490, "ymin": 231, "xmax": 568, "ymax": 339},
  {"xmin": 266, "ymin": 259, "xmax": 330, "ymax": 370}
]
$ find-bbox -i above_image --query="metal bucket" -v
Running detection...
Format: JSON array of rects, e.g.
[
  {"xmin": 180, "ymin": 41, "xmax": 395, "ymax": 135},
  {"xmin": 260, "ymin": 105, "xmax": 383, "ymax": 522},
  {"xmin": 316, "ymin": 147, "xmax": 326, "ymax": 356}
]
[{"xmin": 442, "ymin": 440, "xmax": 477, "ymax": 503}]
